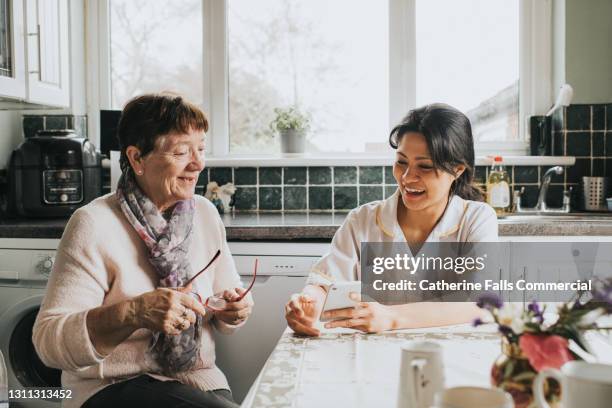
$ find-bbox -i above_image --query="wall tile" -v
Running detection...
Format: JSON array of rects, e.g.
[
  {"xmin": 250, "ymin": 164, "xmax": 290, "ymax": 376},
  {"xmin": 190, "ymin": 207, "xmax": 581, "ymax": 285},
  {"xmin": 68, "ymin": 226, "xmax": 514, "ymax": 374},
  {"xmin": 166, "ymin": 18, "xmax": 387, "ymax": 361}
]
[
  {"xmin": 259, "ymin": 187, "xmax": 281, "ymax": 210},
  {"xmin": 606, "ymin": 159, "xmax": 612, "ymax": 178},
  {"xmin": 308, "ymin": 186, "xmax": 332, "ymax": 210},
  {"xmin": 197, "ymin": 169, "xmax": 209, "ymax": 186},
  {"xmin": 210, "ymin": 168, "xmax": 233, "ymax": 185},
  {"xmin": 592, "ymin": 132, "xmax": 604, "ymax": 156},
  {"xmin": 605, "ymin": 132, "xmax": 612, "ymax": 156},
  {"xmin": 283, "ymin": 167, "xmax": 306, "ymax": 184},
  {"xmin": 384, "ymin": 166, "xmax": 394, "ymax": 184},
  {"xmin": 308, "ymin": 167, "xmax": 331, "ymax": 185},
  {"xmin": 545, "ymin": 185, "xmax": 564, "ymax": 208},
  {"xmin": 359, "ymin": 186, "xmax": 383, "ymax": 205},
  {"xmin": 334, "ymin": 186, "xmax": 357, "ymax": 210},
  {"xmin": 234, "ymin": 167, "xmax": 257, "ymax": 185},
  {"xmin": 516, "ymin": 185, "xmax": 539, "ymax": 208},
  {"xmin": 593, "ymin": 105, "xmax": 605, "ymax": 131},
  {"xmin": 513, "ymin": 166, "xmax": 538, "ymax": 183},
  {"xmin": 567, "ymin": 159, "xmax": 590, "ymax": 184},
  {"xmin": 607, "ymin": 104, "xmax": 612, "ymax": 130},
  {"xmin": 565, "ymin": 105, "xmax": 591, "ymax": 131},
  {"xmin": 592, "ymin": 159, "xmax": 605, "ymax": 177},
  {"xmin": 284, "ymin": 186, "xmax": 306, "ymax": 210},
  {"xmin": 259, "ymin": 167, "xmax": 282, "ymax": 185},
  {"xmin": 359, "ymin": 166, "xmax": 383, "ymax": 184},
  {"xmin": 234, "ymin": 187, "xmax": 257, "ymax": 210},
  {"xmin": 552, "ymin": 132, "xmax": 565, "ymax": 155},
  {"xmin": 334, "ymin": 166, "xmax": 357, "ymax": 184},
  {"xmin": 385, "ymin": 185, "xmax": 397, "ymax": 198},
  {"xmin": 565, "ymin": 132, "xmax": 591, "ymax": 156}
]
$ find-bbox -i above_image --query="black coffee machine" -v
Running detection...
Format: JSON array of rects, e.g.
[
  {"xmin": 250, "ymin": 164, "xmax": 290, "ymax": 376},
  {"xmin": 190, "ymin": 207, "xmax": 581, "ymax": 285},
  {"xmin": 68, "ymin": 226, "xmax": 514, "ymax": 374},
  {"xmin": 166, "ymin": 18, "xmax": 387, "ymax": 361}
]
[{"xmin": 8, "ymin": 130, "xmax": 102, "ymax": 217}]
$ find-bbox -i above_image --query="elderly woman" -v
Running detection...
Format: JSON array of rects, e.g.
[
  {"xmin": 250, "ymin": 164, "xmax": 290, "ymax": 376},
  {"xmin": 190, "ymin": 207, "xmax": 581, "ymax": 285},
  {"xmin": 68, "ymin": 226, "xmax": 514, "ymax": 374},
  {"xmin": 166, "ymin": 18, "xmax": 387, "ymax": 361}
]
[{"xmin": 32, "ymin": 93, "xmax": 253, "ymax": 408}]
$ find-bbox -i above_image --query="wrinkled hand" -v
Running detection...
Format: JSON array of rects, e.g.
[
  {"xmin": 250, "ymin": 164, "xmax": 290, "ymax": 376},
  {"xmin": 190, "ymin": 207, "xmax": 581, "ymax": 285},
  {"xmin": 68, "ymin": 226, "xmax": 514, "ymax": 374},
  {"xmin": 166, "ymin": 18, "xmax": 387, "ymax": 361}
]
[
  {"xmin": 285, "ymin": 293, "xmax": 322, "ymax": 337},
  {"xmin": 321, "ymin": 293, "xmax": 396, "ymax": 334},
  {"xmin": 214, "ymin": 287, "xmax": 254, "ymax": 326},
  {"xmin": 131, "ymin": 284, "xmax": 206, "ymax": 336}
]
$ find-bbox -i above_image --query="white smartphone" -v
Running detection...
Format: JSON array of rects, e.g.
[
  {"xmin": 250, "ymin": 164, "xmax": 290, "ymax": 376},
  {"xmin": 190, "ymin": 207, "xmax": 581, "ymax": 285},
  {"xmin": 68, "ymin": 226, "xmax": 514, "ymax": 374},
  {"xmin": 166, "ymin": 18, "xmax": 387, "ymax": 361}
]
[{"xmin": 320, "ymin": 281, "xmax": 361, "ymax": 322}]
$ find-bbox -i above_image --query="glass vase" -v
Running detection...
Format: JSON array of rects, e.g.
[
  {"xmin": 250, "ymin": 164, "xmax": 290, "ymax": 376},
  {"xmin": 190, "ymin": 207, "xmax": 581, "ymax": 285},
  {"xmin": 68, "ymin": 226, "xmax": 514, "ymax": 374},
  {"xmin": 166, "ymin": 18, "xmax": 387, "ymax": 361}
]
[{"xmin": 490, "ymin": 338, "xmax": 561, "ymax": 408}]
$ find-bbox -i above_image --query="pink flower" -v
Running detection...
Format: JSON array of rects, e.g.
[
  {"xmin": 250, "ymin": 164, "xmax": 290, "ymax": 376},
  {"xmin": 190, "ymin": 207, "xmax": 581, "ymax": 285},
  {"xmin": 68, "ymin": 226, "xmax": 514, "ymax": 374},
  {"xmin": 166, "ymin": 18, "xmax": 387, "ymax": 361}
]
[{"xmin": 519, "ymin": 333, "xmax": 574, "ymax": 371}]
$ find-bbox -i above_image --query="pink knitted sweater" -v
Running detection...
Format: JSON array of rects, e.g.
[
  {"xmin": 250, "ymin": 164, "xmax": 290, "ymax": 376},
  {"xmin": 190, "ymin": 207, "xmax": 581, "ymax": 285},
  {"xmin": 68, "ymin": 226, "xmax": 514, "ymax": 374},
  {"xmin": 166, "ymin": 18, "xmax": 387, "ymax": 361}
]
[{"xmin": 32, "ymin": 193, "xmax": 243, "ymax": 408}]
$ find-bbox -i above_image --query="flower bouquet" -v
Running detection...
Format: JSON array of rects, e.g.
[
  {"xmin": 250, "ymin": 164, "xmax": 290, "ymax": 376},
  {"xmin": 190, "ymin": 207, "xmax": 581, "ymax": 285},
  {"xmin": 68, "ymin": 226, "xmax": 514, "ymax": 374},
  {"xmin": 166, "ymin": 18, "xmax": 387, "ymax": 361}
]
[{"xmin": 475, "ymin": 278, "xmax": 612, "ymax": 408}]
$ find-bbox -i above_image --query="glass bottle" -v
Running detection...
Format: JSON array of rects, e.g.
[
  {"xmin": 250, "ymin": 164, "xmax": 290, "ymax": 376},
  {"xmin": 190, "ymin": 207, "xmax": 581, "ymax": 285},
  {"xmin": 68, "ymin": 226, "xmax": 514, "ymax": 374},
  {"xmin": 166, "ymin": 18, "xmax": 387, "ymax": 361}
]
[{"xmin": 486, "ymin": 156, "xmax": 511, "ymax": 215}]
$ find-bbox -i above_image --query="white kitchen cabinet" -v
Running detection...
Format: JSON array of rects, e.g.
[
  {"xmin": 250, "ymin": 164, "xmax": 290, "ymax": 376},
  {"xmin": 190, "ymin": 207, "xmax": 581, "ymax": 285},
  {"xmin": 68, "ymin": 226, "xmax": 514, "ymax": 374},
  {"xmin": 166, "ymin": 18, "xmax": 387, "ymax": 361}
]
[
  {"xmin": 25, "ymin": 0, "xmax": 70, "ymax": 107},
  {"xmin": 0, "ymin": 0, "xmax": 26, "ymax": 99},
  {"xmin": 0, "ymin": 0, "xmax": 69, "ymax": 107}
]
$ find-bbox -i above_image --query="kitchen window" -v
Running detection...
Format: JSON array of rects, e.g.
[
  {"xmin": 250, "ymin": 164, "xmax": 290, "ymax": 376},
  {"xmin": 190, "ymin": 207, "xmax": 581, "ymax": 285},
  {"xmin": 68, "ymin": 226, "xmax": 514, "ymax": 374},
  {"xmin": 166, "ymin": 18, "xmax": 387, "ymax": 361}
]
[
  {"xmin": 93, "ymin": 0, "xmax": 552, "ymax": 158},
  {"xmin": 108, "ymin": 0, "xmax": 204, "ymax": 109},
  {"xmin": 227, "ymin": 0, "xmax": 388, "ymax": 154}
]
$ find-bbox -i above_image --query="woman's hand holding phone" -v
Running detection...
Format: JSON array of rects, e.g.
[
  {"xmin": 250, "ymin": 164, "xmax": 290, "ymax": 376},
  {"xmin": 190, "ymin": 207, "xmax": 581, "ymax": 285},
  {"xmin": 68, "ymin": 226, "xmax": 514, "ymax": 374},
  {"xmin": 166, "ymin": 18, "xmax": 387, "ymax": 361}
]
[{"xmin": 321, "ymin": 292, "xmax": 397, "ymax": 334}]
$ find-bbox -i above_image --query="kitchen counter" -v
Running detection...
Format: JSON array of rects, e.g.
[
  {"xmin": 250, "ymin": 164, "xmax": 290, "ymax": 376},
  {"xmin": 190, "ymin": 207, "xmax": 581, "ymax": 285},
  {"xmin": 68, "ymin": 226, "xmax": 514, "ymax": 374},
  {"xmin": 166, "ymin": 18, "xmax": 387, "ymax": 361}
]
[
  {"xmin": 241, "ymin": 324, "xmax": 501, "ymax": 408},
  {"xmin": 2, "ymin": 212, "xmax": 612, "ymax": 240}
]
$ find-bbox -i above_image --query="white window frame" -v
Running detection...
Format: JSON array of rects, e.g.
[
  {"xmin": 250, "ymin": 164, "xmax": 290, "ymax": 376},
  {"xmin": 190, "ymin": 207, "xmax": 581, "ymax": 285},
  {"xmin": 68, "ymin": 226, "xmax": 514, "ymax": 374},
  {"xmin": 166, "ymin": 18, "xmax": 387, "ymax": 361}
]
[{"xmin": 89, "ymin": 0, "xmax": 552, "ymax": 159}]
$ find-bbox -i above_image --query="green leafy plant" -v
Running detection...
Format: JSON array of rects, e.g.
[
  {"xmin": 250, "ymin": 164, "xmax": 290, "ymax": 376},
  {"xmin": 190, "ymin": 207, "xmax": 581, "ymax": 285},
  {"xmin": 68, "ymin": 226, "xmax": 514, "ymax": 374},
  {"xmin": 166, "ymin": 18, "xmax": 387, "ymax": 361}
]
[{"xmin": 270, "ymin": 106, "xmax": 311, "ymax": 133}]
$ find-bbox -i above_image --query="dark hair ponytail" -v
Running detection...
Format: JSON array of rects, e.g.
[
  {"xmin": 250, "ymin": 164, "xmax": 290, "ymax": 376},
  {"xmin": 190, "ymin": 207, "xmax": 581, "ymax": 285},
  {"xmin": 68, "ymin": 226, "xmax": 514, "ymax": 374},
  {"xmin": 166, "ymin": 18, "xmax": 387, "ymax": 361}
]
[{"xmin": 389, "ymin": 103, "xmax": 483, "ymax": 201}]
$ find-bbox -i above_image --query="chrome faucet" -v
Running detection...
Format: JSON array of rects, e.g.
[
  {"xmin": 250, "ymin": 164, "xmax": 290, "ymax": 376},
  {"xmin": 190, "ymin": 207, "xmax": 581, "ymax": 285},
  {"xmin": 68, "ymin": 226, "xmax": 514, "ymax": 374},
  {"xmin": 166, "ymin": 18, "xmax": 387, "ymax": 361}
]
[{"xmin": 514, "ymin": 166, "xmax": 571, "ymax": 213}]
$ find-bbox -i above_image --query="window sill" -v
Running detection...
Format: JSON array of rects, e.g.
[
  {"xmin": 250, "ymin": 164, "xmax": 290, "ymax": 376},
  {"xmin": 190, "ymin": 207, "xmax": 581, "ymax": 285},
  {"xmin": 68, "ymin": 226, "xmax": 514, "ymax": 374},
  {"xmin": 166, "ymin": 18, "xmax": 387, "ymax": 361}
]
[{"xmin": 201, "ymin": 155, "xmax": 576, "ymax": 167}]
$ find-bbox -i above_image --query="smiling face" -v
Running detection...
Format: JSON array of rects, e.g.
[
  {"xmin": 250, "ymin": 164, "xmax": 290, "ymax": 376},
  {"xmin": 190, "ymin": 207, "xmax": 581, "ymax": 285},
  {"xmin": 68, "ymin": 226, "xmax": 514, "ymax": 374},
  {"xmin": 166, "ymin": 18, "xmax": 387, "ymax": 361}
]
[
  {"xmin": 127, "ymin": 128, "xmax": 205, "ymax": 211},
  {"xmin": 393, "ymin": 131, "xmax": 464, "ymax": 212}
]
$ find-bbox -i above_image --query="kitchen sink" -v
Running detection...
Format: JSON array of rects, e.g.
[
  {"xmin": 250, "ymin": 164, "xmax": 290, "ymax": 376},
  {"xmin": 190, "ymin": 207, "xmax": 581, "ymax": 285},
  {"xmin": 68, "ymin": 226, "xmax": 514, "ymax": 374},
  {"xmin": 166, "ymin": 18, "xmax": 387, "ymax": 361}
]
[{"xmin": 498, "ymin": 212, "xmax": 612, "ymax": 222}]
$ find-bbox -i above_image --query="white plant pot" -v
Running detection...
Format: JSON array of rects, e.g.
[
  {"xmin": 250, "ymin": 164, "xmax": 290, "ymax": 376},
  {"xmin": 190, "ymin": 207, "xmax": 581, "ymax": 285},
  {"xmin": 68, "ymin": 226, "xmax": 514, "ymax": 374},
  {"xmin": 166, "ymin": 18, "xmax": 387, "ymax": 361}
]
[{"xmin": 280, "ymin": 129, "xmax": 306, "ymax": 154}]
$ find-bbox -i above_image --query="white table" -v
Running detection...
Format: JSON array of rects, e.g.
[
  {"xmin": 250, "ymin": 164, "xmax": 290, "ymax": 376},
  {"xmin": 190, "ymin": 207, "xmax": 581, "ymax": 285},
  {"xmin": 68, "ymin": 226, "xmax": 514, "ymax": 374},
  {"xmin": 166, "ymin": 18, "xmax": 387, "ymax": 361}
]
[{"xmin": 241, "ymin": 324, "xmax": 503, "ymax": 408}]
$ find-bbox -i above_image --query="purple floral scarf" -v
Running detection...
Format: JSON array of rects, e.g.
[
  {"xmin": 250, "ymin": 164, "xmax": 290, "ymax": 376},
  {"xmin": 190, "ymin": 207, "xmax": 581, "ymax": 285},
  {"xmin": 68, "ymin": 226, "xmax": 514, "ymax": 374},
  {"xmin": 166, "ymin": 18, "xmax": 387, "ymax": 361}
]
[{"xmin": 116, "ymin": 171, "xmax": 202, "ymax": 375}]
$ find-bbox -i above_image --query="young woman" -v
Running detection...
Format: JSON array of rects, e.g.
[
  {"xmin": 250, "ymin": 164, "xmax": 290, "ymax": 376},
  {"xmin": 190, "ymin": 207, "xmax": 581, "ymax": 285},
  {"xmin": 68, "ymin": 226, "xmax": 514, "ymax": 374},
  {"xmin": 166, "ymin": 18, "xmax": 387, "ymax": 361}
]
[{"xmin": 285, "ymin": 103, "xmax": 497, "ymax": 336}]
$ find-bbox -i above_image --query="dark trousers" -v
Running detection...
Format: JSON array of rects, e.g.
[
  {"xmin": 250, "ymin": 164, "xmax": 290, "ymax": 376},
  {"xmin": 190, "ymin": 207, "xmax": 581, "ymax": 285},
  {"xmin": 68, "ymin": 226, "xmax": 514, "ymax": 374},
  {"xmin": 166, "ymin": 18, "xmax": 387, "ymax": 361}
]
[{"xmin": 82, "ymin": 375, "xmax": 239, "ymax": 408}]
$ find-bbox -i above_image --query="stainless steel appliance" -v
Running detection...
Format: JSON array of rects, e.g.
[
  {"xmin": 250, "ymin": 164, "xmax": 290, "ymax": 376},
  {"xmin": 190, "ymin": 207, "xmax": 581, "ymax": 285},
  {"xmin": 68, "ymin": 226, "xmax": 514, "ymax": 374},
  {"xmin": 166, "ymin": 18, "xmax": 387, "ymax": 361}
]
[{"xmin": 8, "ymin": 130, "xmax": 101, "ymax": 217}]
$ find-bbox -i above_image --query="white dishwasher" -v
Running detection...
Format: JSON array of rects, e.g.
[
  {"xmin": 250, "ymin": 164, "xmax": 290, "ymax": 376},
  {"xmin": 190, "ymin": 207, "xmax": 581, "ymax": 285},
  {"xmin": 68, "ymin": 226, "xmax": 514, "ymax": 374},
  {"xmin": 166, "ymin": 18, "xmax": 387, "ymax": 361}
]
[{"xmin": 216, "ymin": 241, "xmax": 329, "ymax": 404}]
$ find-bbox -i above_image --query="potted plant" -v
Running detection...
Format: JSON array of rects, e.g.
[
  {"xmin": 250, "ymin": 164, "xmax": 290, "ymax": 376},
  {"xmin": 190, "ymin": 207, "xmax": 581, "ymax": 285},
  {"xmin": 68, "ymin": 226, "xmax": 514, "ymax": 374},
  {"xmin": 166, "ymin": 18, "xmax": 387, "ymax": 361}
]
[
  {"xmin": 475, "ymin": 278, "xmax": 612, "ymax": 408},
  {"xmin": 270, "ymin": 106, "xmax": 311, "ymax": 154}
]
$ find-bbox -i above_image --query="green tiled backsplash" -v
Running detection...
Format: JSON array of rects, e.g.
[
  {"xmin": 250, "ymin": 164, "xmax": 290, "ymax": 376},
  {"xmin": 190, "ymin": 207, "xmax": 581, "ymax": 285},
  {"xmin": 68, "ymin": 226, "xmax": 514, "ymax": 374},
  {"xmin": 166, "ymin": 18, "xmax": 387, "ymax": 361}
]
[
  {"xmin": 201, "ymin": 166, "xmax": 397, "ymax": 212},
  {"xmin": 196, "ymin": 165, "xmax": 573, "ymax": 212}
]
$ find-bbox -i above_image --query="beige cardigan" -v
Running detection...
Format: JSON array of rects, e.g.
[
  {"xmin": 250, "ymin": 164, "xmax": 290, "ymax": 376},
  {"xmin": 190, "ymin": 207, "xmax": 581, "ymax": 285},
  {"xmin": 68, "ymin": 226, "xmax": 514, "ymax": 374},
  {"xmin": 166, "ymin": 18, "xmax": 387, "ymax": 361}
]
[{"xmin": 32, "ymin": 193, "xmax": 244, "ymax": 408}]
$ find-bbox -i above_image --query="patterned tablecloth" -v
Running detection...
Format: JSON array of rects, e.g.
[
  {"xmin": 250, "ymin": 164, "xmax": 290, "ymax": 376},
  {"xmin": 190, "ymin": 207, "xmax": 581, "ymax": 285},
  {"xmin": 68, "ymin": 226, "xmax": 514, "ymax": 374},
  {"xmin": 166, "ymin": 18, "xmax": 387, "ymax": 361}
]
[{"xmin": 242, "ymin": 324, "xmax": 503, "ymax": 408}]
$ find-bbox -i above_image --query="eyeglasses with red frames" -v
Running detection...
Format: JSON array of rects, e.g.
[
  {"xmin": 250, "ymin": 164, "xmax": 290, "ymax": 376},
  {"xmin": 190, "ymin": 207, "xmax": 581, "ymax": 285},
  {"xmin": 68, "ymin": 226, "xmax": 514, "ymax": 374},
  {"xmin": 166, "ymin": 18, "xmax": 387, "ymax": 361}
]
[
  {"xmin": 202, "ymin": 258, "xmax": 257, "ymax": 312},
  {"xmin": 184, "ymin": 249, "xmax": 257, "ymax": 312}
]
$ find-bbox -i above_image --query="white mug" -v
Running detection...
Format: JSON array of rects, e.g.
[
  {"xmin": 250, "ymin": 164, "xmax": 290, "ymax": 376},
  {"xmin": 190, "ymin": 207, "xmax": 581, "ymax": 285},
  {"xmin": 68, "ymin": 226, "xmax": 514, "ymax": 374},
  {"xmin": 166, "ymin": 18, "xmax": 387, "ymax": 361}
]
[
  {"xmin": 534, "ymin": 361, "xmax": 612, "ymax": 408},
  {"xmin": 433, "ymin": 386, "xmax": 514, "ymax": 408},
  {"xmin": 397, "ymin": 341, "xmax": 444, "ymax": 408}
]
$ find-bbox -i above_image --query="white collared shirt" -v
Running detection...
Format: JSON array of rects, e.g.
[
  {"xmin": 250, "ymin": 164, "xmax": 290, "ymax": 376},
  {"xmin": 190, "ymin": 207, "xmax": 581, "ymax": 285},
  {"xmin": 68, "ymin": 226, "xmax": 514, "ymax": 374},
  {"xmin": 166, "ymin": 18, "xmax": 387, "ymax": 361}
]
[{"xmin": 307, "ymin": 189, "xmax": 498, "ymax": 285}]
